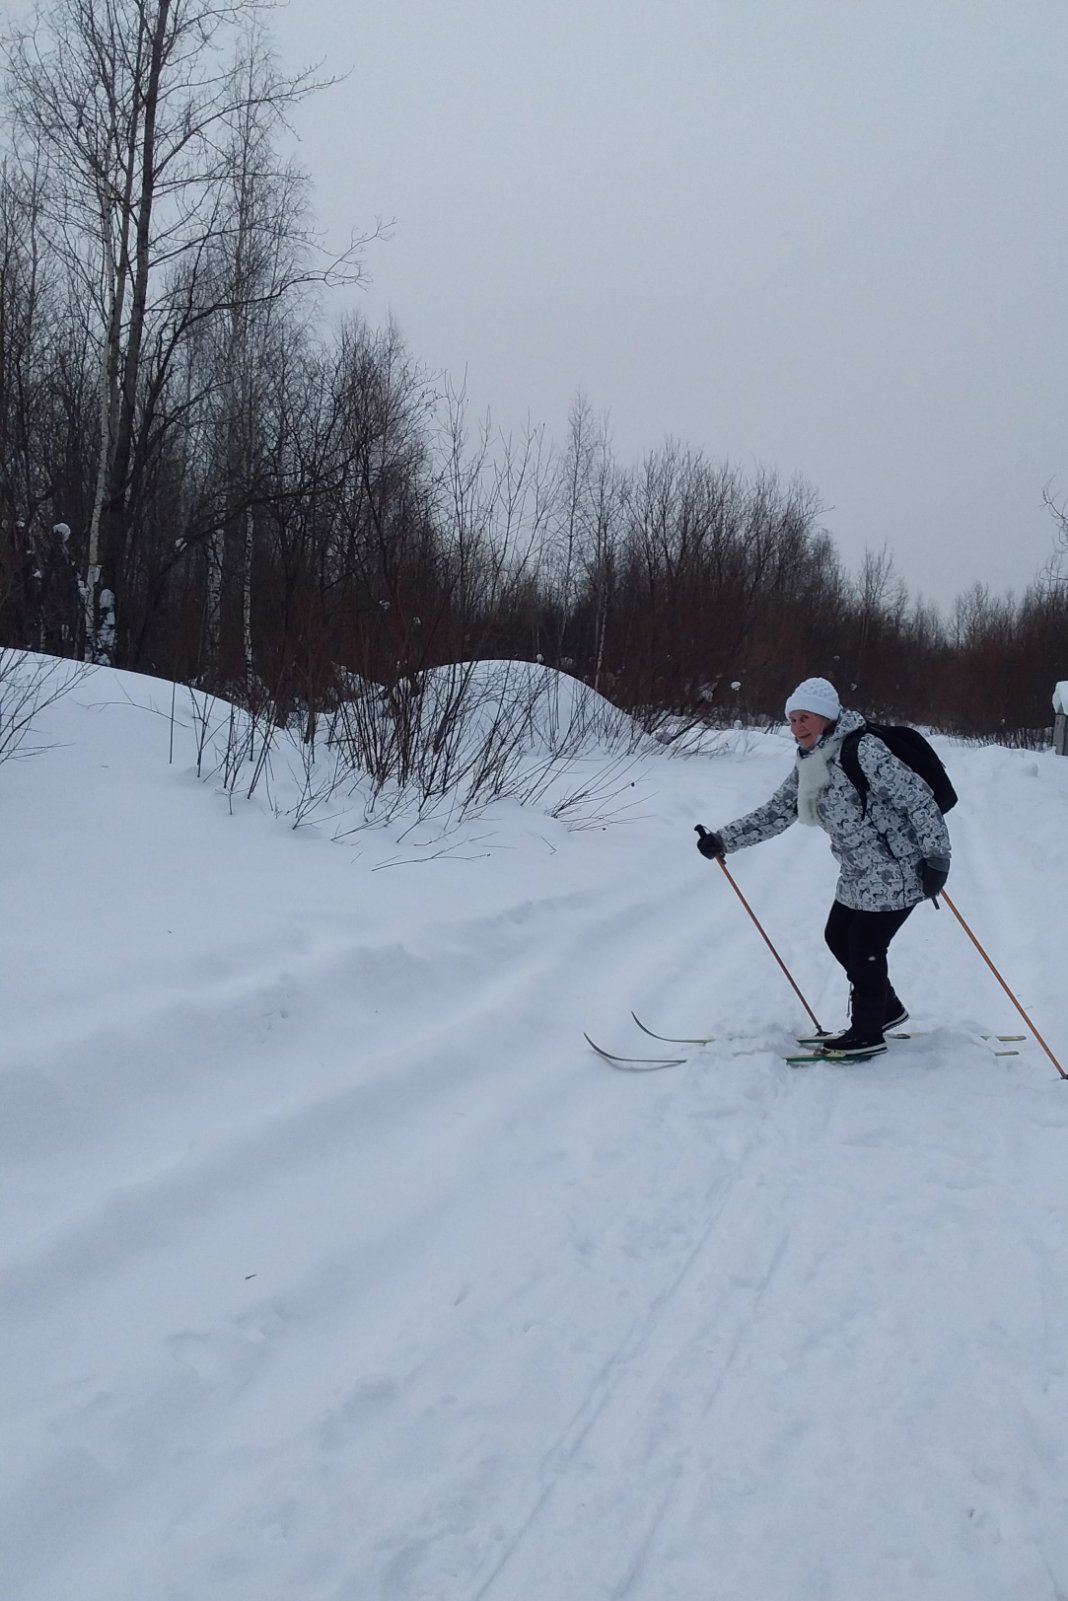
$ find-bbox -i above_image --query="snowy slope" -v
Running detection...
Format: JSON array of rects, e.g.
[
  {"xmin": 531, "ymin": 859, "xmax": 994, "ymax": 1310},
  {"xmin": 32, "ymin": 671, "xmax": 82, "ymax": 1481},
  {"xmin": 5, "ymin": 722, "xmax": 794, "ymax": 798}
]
[{"xmin": 3, "ymin": 661, "xmax": 1068, "ymax": 1601}]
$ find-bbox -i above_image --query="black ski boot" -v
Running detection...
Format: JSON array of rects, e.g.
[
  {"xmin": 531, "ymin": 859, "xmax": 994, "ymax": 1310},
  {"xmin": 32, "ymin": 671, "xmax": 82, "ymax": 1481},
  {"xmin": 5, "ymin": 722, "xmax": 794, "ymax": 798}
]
[
  {"xmin": 821, "ymin": 986, "xmax": 888, "ymax": 1057},
  {"xmin": 884, "ymin": 987, "xmax": 909, "ymax": 1031},
  {"xmin": 818, "ymin": 1029, "xmax": 888, "ymax": 1059}
]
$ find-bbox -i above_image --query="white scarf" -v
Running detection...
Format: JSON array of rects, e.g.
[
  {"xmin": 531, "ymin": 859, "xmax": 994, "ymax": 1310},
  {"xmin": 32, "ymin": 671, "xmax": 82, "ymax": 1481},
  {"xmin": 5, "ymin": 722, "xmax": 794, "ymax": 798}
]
[{"xmin": 796, "ymin": 740, "xmax": 837, "ymax": 826}]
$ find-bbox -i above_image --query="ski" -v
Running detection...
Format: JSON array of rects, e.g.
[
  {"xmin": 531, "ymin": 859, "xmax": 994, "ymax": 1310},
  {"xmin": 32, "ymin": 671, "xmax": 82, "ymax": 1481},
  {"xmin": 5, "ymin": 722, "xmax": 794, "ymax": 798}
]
[
  {"xmin": 787, "ymin": 1031, "xmax": 1023, "ymax": 1067},
  {"xmin": 785, "ymin": 1048, "xmax": 886, "ymax": 1066},
  {"xmin": 630, "ymin": 1011, "xmax": 714, "ymax": 1046},
  {"xmin": 584, "ymin": 1033, "xmax": 686, "ymax": 1071},
  {"xmin": 589, "ymin": 1020, "xmax": 1025, "ymax": 1072},
  {"xmin": 796, "ymin": 1029, "xmax": 911, "ymax": 1046},
  {"xmin": 795, "ymin": 1030, "xmax": 1025, "ymax": 1047},
  {"xmin": 970, "ymin": 1033, "xmax": 1022, "ymax": 1057}
]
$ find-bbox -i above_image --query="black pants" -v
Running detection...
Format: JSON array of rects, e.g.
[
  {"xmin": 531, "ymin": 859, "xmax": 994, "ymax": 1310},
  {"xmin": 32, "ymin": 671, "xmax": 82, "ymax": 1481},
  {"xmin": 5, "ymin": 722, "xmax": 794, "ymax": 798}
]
[{"xmin": 823, "ymin": 900, "xmax": 914, "ymax": 1035}]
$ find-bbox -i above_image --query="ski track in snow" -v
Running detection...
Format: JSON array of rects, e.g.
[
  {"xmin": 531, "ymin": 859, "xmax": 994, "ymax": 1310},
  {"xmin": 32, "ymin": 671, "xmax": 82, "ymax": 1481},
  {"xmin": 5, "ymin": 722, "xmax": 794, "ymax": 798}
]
[{"xmin": 4, "ymin": 683, "xmax": 1068, "ymax": 1600}]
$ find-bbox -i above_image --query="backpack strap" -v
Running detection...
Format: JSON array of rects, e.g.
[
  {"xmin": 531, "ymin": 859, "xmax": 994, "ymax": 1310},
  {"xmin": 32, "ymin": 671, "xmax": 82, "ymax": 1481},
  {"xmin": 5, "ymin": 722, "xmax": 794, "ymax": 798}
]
[{"xmin": 839, "ymin": 725, "xmax": 871, "ymax": 815}]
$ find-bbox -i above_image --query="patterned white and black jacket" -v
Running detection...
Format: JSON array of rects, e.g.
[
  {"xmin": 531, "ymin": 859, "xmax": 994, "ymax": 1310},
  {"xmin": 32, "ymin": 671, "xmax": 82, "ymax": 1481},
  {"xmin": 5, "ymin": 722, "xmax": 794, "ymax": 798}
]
[{"xmin": 717, "ymin": 707, "xmax": 951, "ymax": 912}]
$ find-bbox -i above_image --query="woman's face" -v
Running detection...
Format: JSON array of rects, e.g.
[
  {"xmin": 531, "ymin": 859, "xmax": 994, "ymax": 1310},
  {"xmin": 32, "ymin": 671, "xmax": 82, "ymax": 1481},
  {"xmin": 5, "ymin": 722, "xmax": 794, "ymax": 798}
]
[{"xmin": 789, "ymin": 709, "xmax": 833, "ymax": 750}]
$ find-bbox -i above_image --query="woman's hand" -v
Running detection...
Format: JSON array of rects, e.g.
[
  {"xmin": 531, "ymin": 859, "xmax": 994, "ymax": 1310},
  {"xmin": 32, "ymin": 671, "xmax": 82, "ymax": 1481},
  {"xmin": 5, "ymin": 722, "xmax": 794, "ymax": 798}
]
[
  {"xmin": 921, "ymin": 856, "xmax": 950, "ymax": 899},
  {"xmin": 695, "ymin": 825, "xmax": 725, "ymax": 860}
]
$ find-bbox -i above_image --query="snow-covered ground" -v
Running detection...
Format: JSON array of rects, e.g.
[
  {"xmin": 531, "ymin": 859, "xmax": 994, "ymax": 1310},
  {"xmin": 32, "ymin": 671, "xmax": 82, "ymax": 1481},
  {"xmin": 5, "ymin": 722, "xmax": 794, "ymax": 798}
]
[{"xmin": 4, "ymin": 658, "xmax": 1068, "ymax": 1601}]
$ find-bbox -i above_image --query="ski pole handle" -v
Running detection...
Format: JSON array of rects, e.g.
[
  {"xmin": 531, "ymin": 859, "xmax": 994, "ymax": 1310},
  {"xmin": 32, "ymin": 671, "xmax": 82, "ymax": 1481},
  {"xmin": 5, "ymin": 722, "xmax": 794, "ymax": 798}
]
[{"xmin": 695, "ymin": 824, "xmax": 724, "ymax": 860}]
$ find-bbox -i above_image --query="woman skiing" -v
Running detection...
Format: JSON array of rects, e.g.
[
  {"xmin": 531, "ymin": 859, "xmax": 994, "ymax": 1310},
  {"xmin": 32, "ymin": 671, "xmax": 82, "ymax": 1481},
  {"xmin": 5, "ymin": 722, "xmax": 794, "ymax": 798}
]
[{"xmin": 696, "ymin": 676, "xmax": 951, "ymax": 1057}]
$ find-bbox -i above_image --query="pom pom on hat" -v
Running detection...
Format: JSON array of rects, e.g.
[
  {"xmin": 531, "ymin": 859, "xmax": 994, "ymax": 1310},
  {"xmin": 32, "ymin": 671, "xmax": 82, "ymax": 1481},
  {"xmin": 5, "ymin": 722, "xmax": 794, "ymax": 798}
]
[{"xmin": 784, "ymin": 676, "xmax": 840, "ymax": 722}]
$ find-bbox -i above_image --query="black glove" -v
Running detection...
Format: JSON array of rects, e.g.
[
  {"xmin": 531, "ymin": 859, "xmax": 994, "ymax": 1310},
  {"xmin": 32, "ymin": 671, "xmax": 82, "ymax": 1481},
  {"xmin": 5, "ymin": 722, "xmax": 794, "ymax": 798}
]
[
  {"xmin": 695, "ymin": 825, "xmax": 725, "ymax": 860},
  {"xmin": 921, "ymin": 856, "xmax": 950, "ymax": 900}
]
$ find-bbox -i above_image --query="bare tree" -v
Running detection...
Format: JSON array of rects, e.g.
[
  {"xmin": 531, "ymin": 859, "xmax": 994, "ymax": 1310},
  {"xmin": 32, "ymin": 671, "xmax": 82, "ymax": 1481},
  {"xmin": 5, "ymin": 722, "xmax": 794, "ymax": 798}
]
[
  {"xmin": 0, "ymin": 156, "xmax": 81, "ymax": 648},
  {"xmin": 843, "ymin": 543, "xmax": 905, "ymax": 701},
  {"xmin": 1041, "ymin": 482, "xmax": 1068, "ymax": 590},
  {"xmin": 545, "ymin": 394, "xmax": 619, "ymax": 683},
  {"xmin": 3, "ymin": 0, "xmax": 376, "ymax": 665},
  {"xmin": 190, "ymin": 22, "xmax": 336, "ymax": 688}
]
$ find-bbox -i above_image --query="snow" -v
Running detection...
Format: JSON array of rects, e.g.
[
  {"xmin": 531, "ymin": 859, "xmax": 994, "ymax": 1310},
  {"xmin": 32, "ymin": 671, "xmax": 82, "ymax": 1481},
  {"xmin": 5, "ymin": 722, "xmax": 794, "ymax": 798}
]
[
  {"xmin": 3, "ymin": 656, "xmax": 1068, "ymax": 1601},
  {"xmin": 1054, "ymin": 680, "xmax": 1068, "ymax": 715}
]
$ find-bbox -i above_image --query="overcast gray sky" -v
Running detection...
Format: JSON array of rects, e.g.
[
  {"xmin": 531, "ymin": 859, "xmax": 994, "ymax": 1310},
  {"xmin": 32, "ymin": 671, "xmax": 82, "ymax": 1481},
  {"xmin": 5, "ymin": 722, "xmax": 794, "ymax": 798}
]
[{"xmin": 273, "ymin": 0, "xmax": 1068, "ymax": 611}]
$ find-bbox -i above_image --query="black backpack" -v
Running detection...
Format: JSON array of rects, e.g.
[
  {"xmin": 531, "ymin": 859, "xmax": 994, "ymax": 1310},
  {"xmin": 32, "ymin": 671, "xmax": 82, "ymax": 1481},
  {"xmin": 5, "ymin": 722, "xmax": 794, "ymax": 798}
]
[{"xmin": 840, "ymin": 722, "xmax": 958, "ymax": 815}]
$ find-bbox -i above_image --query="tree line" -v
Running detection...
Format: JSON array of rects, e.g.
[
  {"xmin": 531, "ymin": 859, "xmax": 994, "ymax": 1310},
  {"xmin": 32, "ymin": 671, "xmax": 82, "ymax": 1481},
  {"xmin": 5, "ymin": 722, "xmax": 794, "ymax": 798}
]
[{"xmin": 1, "ymin": 0, "xmax": 1064, "ymax": 751}]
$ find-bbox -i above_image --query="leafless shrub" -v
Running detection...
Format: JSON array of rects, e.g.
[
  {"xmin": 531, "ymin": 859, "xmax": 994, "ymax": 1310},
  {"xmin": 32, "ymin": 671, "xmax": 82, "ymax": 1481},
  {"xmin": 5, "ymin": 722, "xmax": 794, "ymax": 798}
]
[
  {"xmin": 322, "ymin": 658, "xmax": 650, "ymax": 830},
  {"xmin": 0, "ymin": 647, "xmax": 86, "ymax": 762},
  {"xmin": 182, "ymin": 688, "xmax": 225, "ymax": 780},
  {"xmin": 281, "ymin": 741, "xmax": 350, "ymax": 831}
]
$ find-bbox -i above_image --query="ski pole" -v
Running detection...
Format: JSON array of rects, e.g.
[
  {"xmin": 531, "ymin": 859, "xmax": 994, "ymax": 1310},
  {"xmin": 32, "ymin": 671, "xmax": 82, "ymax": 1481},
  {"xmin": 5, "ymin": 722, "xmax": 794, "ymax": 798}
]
[
  {"xmin": 696, "ymin": 828, "xmax": 823, "ymax": 1032},
  {"xmin": 942, "ymin": 890, "xmax": 1066, "ymax": 1081}
]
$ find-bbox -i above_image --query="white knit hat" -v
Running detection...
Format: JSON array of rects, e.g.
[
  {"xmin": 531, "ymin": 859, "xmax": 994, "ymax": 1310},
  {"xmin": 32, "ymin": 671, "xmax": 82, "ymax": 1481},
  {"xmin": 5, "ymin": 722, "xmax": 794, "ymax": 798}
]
[{"xmin": 784, "ymin": 676, "xmax": 840, "ymax": 722}]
